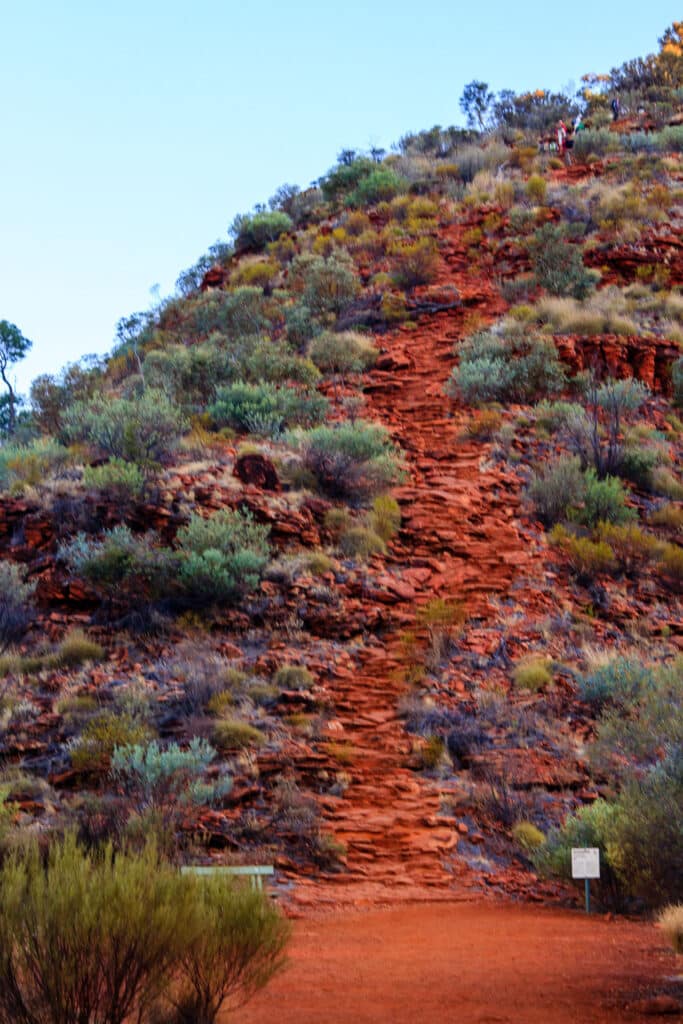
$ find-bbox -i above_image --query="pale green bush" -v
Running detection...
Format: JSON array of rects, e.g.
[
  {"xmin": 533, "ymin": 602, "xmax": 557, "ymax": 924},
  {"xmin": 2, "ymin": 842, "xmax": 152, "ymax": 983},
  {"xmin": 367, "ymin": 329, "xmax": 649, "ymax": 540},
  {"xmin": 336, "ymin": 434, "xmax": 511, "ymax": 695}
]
[
  {"xmin": 63, "ymin": 389, "xmax": 187, "ymax": 464},
  {"xmin": 176, "ymin": 509, "xmax": 270, "ymax": 605}
]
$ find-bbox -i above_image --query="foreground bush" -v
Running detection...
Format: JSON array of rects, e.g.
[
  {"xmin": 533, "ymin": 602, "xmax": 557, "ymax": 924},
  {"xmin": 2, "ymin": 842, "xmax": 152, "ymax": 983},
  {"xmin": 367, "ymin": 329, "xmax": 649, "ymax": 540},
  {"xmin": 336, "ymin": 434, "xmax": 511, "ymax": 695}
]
[
  {"xmin": 297, "ymin": 420, "xmax": 403, "ymax": 501},
  {"xmin": 0, "ymin": 836, "xmax": 288, "ymax": 1024}
]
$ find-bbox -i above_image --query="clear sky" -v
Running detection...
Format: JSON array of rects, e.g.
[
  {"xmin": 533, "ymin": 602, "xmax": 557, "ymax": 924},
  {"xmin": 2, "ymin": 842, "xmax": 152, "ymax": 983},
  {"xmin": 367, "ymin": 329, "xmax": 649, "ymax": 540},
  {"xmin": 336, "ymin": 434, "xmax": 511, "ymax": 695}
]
[{"xmin": 1, "ymin": 1, "xmax": 680, "ymax": 395}]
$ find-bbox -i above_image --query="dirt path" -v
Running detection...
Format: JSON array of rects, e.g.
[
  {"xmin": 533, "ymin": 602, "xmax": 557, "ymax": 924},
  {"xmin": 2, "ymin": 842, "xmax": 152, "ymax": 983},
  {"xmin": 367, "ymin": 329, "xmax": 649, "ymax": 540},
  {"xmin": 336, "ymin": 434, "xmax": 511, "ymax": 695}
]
[
  {"xmin": 291, "ymin": 226, "xmax": 562, "ymax": 906},
  {"xmin": 238, "ymin": 903, "xmax": 675, "ymax": 1024}
]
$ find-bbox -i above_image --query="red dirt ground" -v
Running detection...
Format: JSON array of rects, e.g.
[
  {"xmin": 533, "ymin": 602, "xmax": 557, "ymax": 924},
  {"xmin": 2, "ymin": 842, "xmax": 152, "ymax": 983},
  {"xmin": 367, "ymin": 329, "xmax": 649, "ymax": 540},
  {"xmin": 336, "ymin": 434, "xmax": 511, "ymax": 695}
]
[{"xmin": 238, "ymin": 902, "xmax": 678, "ymax": 1024}]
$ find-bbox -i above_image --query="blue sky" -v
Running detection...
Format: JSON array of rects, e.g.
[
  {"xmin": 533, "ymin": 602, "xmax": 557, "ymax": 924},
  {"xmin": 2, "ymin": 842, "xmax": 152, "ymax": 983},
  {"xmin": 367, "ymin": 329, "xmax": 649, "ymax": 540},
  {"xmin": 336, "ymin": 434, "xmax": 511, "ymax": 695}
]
[{"xmin": 1, "ymin": 1, "xmax": 679, "ymax": 394}]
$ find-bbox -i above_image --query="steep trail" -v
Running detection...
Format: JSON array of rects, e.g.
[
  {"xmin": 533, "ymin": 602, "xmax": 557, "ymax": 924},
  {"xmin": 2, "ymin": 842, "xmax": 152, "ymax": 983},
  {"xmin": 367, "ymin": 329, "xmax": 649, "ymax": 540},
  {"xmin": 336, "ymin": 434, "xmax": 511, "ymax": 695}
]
[{"xmin": 292, "ymin": 226, "xmax": 558, "ymax": 908}]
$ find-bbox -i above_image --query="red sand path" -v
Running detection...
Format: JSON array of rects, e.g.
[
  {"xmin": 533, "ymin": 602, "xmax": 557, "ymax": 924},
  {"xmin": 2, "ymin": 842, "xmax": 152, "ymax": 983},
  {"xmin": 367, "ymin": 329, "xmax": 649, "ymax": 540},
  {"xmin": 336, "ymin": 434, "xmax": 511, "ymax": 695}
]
[{"xmin": 238, "ymin": 902, "xmax": 675, "ymax": 1024}]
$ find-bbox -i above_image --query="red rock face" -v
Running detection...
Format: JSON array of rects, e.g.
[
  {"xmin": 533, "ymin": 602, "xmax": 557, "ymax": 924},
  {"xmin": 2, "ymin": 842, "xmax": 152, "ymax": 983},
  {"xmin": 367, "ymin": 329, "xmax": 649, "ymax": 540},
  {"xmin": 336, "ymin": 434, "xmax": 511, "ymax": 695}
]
[
  {"xmin": 554, "ymin": 333, "xmax": 679, "ymax": 392},
  {"xmin": 200, "ymin": 264, "xmax": 230, "ymax": 290},
  {"xmin": 585, "ymin": 231, "xmax": 683, "ymax": 288},
  {"xmin": 233, "ymin": 453, "xmax": 280, "ymax": 491}
]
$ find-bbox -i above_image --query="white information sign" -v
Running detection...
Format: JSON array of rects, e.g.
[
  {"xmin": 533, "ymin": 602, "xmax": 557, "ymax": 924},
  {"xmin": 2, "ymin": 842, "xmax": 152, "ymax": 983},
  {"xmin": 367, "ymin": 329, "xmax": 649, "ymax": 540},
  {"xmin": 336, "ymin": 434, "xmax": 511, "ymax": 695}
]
[{"xmin": 571, "ymin": 847, "xmax": 600, "ymax": 879}]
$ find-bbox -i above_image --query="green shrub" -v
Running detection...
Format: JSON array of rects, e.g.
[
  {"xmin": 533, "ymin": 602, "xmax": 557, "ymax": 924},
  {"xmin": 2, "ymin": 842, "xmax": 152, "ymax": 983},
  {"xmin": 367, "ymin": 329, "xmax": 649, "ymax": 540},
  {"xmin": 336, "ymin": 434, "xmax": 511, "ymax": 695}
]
[
  {"xmin": 513, "ymin": 657, "xmax": 553, "ymax": 691},
  {"xmin": 143, "ymin": 342, "xmax": 228, "ymax": 408},
  {"xmin": 535, "ymin": 800, "xmax": 626, "ymax": 910},
  {"xmin": 346, "ymin": 168, "xmax": 406, "ymax": 206},
  {"xmin": 596, "ymin": 523, "xmax": 662, "ymax": 574},
  {"xmin": 566, "ymin": 378, "xmax": 649, "ymax": 479},
  {"xmin": 448, "ymin": 330, "xmax": 565, "ymax": 405},
  {"xmin": 0, "ymin": 630, "xmax": 103, "ymax": 678},
  {"xmin": 111, "ymin": 737, "xmax": 223, "ymax": 810},
  {"xmin": 71, "ymin": 711, "xmax": 154, "ymax": 771},
  {"xmin": 369, "ymin": 494, "xmax": 401, "ymax": 542},
  {"xmin": 0, "ymin": 837, "xmax": 189, "ymax": 1024},
  {"xmin": 591, "ymin": 659, "xmax": 682, "ymax": 778},
  {"xmin": 529, "ymin": 223, "xmax": 596, "ymax": 299},
  {"xmin": 652, "ymin": 466, "xmax": 683, "ymax": 501},
  {"xmin": 291, "ymin": 252, "xmax": 360, "ymax": 317},
  {"xmin": 657, "ymin": 542, "xmax": 683, "ymax": 589},
  {"xmin": 285, "ymin": 303, "xmax": 318, "ymax": 349},
  {"xmin": 528, "ymin": 456, "xmax": 585, "ymax": 526},
  {"xmin": 308, "ymin": 330, "xmax": 377, "ymax": 377},
  {"xmin": 170, "ymin": 867, "xmax": 289, "ymax": 1022},
  {"xmin": 56, "ymin": 629, "xmax": 104, "ymax": 668},
  {"xmin": 578, "ymin": 657, "xmax": 655, "ymax": 708},
  {"xmin": 550, "ymin": 526, "xmax": 616, "ymax": 580},
  {"xmin": 83, "ymin": 457, "xmax": 146, "ymax": 501},
  {"xmin": 232, "ymin": 210, "xmax": 293, "ymax": 252},
  {"xmin": 575, "ymin": 470, "xmax": 634, "ymax": 527},
  {"xmin": 0, "ymin": 836, "xmax": 288, "ymax": 1024},
  {"xmin": 512, "ymin": 821, "xmax": 545, "ymax": 851},
  {"xmin": 274, "ymin": 664, "xmax": 314, "ymax": 690},
  {"xmin": 606, "ymin": 752, "xmax": 683, "ymax": 908},
  {"xmin": 0, "ymin": 562, "xmax": 35, "ymax": 653},
  {"xmin": 176, "ymin": 509, "xmax": 270, "ymax": 605},
  {"xmin": 60, "ymin": 526, "xmax": 174, "ymax": 608},
  {"xmin": 525, "ymin": 174, "xmax": 547, "ymax": 204},
  {"xmin": 321, "ymin": 156, "xmax": 377, "ymax": 204},
  {"xmin": 0, "ymin": 439, "xmax": 71, "ymax": 493},
  {"xmin": 389, "ymin": 238, "xmax": 440, "ymax": 289},
  {"xmin": 209, "ymin": 382, "xmax": 327, "ymax": 437},
  {"xmin": 650, "ymin": 502, "xmax": 683, "ymax": 533},
  {"xmin": 618, "ymin": 445, "xmax": 658, "ymax": 489},
  {"xmin": 339, "ymin": 525, "xmax": 387, "ymax": 560},
  {"xmin": 298, "ymin": 420, "xmax": 403, "ymax": 501},
  {"xmin": 63, "ymin": 389, "xmax": 187, "ymax": 464},
  {"xmin": 323, "ymin": 507, "xmax": 353, "ymax": 539},
  {"xmin": 465, "ymin": 408, "xmax": 503, "ymax": 440},
  {"xmin": 213, "ymin": 717, "xmax": 265, "ymax": 750},
  {"xmin": 183, "ymin": 288, "xmax": 274, "ymax": 340}
]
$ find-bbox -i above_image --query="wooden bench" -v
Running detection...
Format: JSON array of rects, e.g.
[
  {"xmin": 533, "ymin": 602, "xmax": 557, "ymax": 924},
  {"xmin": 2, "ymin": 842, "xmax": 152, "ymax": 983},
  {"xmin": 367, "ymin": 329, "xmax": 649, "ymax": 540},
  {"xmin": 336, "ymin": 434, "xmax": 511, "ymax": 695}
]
[{"xmin": 180, "ymin": 865, "xmax": 275, "ymax": 891}]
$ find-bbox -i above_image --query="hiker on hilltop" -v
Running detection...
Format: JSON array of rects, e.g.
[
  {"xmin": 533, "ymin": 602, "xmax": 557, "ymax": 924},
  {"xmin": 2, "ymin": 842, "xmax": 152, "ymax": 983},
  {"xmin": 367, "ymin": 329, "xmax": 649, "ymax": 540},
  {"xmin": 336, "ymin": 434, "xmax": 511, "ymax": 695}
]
[
  {"xmin": 557, "ymin": 120, "xmax": 567, "ymax": 156},
  {"xmin": 611, "ymin": 97, "xmax": 620, "ymax": 121}
]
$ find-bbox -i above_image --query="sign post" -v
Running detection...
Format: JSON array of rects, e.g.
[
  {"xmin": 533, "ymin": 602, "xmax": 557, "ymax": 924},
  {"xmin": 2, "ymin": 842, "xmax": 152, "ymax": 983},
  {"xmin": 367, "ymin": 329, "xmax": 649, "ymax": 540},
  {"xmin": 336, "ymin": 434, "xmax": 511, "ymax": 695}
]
[{"xmin": 571, "ymin": 847, "xmax": 600, "ymax": 913}]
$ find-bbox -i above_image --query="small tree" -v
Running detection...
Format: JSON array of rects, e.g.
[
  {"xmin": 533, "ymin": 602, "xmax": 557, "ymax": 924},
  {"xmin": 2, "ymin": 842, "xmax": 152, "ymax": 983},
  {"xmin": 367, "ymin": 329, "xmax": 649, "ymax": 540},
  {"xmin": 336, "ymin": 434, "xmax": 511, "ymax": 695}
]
[
  {"xmin": 0, "ymin": 322, "xmax": 32, "ymax": 436},
  {"xmin": 459, "ymin": 80, "xmax": 494, "ymax": 131},
  {"xmin": 0, "ymin": 837, "xmax": 289, "ymax": 1024},
  {"xmin": 172, "ymin": 877, "xmax": 290, "ymax": 1023}
]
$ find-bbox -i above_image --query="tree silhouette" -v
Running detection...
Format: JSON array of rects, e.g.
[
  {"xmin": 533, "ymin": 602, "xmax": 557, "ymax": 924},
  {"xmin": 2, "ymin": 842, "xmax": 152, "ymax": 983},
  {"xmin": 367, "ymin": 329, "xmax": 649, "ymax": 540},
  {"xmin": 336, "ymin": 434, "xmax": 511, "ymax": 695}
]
[{"xmin": 0, "ymin": 321, "xmax": 32, "ymax": 436}]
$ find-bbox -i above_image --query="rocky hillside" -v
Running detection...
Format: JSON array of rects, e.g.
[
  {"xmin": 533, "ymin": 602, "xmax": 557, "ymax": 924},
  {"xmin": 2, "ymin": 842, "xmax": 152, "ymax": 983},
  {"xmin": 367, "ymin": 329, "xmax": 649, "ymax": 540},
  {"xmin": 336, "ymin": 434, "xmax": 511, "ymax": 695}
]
[{"xmin": 0, "ymin": 29, "xmax": 681, "ymax": 914}]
